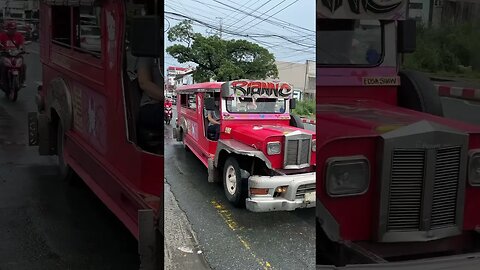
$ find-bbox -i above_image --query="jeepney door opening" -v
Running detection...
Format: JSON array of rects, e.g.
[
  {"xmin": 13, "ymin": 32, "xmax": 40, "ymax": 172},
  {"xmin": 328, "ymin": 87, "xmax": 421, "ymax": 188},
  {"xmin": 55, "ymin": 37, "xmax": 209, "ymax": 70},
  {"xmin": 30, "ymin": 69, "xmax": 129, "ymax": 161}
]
[
  {"xmin": 204, "ymin": 92, "xmax": 221, "ymax": 141},
  {"xmin": 122, "ymin": 1, "xmax": 163, "ymax": 155}
]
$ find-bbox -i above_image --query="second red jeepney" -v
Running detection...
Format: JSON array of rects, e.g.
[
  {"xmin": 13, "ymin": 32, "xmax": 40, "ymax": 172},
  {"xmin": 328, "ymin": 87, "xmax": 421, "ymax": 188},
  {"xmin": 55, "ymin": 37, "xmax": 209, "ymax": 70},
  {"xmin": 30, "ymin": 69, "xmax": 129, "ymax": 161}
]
[{"xmin": 174, "ymin": 80, "xmax": 316, "ymax": 212}]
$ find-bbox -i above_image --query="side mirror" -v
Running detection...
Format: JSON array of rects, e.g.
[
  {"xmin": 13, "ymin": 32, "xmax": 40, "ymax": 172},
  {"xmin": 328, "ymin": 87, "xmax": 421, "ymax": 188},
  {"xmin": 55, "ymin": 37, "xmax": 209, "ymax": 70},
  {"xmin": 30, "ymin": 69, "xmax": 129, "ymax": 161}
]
[
  {"xmin": 221, "ymin": 82, "xmax": 233, "ymax": 98},
  {"xmin": 204, "ymin": 97, "xmax": 215, "ymax": 111},
  {"xmin": 398, "ymin": 19, "xmax": 416, "ymax": 53},
  {"xmin": 131, "ymin": 16, "xmax": 162, "ymax": 57},
  {"xmin": 290, "ymin": 98, "xmax": 297, "ymax": 110}
]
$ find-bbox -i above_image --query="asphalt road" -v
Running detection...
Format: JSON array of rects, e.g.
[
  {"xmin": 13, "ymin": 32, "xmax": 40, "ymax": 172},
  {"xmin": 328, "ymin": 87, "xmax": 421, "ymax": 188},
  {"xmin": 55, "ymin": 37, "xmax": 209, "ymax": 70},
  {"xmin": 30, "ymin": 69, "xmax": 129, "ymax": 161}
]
[
  {"xmin": 0, "ymin": 43, "xmax": 139, "ymax": 269},
  {"xmin": 164, "ymin": 108, "xmax": 316, "ymax": 270}
]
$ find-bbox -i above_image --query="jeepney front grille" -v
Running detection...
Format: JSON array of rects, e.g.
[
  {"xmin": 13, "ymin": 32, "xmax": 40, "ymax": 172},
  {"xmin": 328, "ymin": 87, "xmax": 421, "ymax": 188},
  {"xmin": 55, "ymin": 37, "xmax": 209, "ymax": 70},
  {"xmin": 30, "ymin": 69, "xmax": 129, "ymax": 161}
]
[
  {"xmin": 431, "ymin": 147, "xmax": 461, "ymax": 229},
  {"xmin": 386, "ymin": 147, "xmax": 462, "ymax": 232},
  {"xmin": 387, "ymin": 150, "xmax": 425, "ymax": 231},
  {"xmin": 284, "ymin": 137, "xmax": 311, "ymax": 169},
  {"xmin": 296, "ymin": 183, "xmax": 316, "ymax": 199}
]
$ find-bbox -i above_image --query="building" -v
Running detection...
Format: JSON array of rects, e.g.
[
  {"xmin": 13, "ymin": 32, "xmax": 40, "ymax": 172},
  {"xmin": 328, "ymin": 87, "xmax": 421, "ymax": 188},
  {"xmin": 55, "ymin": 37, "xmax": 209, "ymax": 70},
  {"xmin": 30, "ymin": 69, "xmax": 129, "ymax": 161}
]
[
  {"xmin": 275, "ymin": 60, "xmax": 316, "ymax": 100},
  {"xmin": 166, "ymin": 66, "xmax": 195, "ymax": 95},
  {"xmin": 0, "ymin": 0, "xmax": 39, "ymax": 22},
  {"xmin": 407, "ymin": 0, "xmax": 480, "ymax": 27}
]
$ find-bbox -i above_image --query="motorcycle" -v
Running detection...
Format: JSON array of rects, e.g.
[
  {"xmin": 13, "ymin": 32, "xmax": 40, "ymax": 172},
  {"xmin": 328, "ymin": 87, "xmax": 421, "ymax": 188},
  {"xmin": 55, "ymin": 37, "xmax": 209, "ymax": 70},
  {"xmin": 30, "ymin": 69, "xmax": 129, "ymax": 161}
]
[
  {"xmin": 164, "ymin": 103, "xmax": 173, "ymax": 125},
  {"xmin": 0, "ymin": 48, "xmax": 26, "ymax": 102}
]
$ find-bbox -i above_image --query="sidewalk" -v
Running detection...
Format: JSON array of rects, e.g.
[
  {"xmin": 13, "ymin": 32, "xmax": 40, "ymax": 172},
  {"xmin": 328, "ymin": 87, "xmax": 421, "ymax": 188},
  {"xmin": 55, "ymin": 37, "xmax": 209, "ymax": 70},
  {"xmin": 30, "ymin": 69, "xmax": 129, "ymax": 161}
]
[{"xmin": 164, "ymin": 181, "xmax": 210, "ymax": 270}]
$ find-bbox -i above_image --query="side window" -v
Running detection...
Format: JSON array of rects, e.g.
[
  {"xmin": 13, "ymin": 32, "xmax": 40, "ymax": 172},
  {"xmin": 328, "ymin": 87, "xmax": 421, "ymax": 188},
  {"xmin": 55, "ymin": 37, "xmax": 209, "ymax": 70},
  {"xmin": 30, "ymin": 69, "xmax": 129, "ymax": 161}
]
[
  {"xmin": 76, "ymin": 6, "xmax": 102, "ymax": 56},
  {"xmin": 188, "ymin": 94, "xmax": 196, "ymax": 110},
  {"xmin": 52, "ymin": 6, "xmax": 71, "ymax": 46},
  {"xmin": 51, "ymin": 5, "xmax": 102, "ymax": 58},
  {"xmin": 180, "ymin": 94, "xmax": 188, "ymax": 108}
]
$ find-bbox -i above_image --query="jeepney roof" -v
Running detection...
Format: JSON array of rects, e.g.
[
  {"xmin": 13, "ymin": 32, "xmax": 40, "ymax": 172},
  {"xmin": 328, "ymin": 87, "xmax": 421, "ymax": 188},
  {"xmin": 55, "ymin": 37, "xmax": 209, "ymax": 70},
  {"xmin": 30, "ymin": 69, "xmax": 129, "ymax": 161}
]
[
  {"xmin": 176, "ymin": 82, "xmax": 223, "ymax": 92},
  {"xmin": 317, "ymin": 0, "xmax": 408, "ymax": 20}
]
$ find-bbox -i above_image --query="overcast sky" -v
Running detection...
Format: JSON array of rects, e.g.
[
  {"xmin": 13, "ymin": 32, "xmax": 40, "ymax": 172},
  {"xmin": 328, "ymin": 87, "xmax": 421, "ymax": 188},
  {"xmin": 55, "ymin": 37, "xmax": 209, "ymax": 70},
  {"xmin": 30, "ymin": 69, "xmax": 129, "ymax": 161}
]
[{"xmin": 164, "ymin": 0, "xmax": 315, "ymax": 71}]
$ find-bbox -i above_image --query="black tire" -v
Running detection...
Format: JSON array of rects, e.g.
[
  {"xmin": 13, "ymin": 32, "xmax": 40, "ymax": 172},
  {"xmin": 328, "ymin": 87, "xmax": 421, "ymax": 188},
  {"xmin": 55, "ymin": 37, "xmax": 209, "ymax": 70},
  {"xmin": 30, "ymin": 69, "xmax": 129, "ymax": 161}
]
[
  {"xmin": 398, "ymin": 70, "xmax": 443, "ymax": 116},
  {"xmin": 223, "ymin": 157, "xmax": 246, "ymax": 207},
  {"xmin": 290, "ymin": 114, "xmax": 305, "ymax": 129}
]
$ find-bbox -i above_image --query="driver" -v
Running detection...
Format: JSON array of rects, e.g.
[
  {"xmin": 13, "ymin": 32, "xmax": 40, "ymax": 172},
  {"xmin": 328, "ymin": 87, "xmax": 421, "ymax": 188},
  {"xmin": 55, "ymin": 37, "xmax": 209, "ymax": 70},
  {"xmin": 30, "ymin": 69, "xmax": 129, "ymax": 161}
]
[{"xmin": 0, "ymin": 21, "xmax": 26, "ymax": 86}]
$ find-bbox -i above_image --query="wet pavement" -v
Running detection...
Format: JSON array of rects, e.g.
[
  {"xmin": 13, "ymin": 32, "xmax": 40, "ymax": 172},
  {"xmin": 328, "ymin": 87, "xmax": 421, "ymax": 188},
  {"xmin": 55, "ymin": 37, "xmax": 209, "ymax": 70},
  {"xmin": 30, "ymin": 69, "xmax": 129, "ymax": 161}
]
[
  {"xmin": 164, "ymin": 108, "xmax": 316, "ymax": 270},
  {"xmin": 0, "ymin": 43, "xmax": 139, "ymax": 270}
]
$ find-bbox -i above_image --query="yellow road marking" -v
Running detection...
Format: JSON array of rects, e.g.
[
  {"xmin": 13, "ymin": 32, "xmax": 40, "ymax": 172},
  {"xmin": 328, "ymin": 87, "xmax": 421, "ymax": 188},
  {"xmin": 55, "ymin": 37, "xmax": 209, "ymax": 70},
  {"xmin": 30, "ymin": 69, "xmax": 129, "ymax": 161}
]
[{"xmin": 211, "ymin": 200, "xmax": 273, "ymax": 270}]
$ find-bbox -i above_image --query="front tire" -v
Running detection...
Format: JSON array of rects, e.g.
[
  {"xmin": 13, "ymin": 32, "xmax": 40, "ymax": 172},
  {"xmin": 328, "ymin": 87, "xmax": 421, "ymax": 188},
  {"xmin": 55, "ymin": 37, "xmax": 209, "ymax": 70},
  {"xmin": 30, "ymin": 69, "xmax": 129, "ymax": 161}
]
[{"xmin": 223, "ymin": 157, "xmax": 246, "ymax": 207}]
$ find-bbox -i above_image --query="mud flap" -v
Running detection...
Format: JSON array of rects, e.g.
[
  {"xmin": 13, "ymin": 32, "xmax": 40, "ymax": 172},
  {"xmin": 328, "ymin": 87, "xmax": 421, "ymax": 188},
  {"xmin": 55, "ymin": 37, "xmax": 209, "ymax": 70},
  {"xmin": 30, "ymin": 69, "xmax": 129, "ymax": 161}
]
[
  {"xmin": 138, "ymin": 209, "xmax": 161, "ymax": 270},
  {"xmin": 28, "ymin": 112, "xmax": 38, "ymax": 146}
]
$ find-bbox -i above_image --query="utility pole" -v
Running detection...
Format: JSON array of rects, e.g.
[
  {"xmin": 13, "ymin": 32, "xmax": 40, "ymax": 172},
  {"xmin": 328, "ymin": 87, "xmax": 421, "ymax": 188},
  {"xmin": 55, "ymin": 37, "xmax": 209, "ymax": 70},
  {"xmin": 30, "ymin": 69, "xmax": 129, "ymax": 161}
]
[{"xmin": 216, "ymin": 17, "xmax": 223, "ymax": 38}]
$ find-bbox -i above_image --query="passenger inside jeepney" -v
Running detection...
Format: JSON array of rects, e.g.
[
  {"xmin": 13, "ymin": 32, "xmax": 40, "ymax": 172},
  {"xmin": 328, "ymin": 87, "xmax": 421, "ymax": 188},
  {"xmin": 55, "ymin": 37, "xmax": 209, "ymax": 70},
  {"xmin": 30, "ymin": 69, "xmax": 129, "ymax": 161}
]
[{"xmin": 205, "ymin": 93, "xmax": 221, "ymax": 141}]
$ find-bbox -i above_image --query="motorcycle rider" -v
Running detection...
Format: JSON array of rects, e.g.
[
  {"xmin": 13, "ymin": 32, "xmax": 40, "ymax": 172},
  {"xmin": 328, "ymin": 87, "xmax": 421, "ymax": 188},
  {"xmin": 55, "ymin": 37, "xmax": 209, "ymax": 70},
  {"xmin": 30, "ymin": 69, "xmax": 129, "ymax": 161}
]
[{"xmin": 0, "ymin": 21, "xmax": 26, "ymax": 87}]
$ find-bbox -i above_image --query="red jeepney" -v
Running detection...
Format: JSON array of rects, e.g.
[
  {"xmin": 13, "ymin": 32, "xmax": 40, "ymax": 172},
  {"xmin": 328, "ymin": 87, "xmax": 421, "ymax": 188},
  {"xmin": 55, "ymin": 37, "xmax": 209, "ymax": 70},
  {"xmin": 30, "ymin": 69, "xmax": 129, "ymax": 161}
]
[
  {"xmin": 316, "ymin": 0, "xmax": 480, "ymax": 266},
  {"xmin": 173, "ymin": 80, "xmax": 316, "ymax": 212},
  {"xmin": 28, "ymin": 0, "xmax": 162, "ymax": 268}
]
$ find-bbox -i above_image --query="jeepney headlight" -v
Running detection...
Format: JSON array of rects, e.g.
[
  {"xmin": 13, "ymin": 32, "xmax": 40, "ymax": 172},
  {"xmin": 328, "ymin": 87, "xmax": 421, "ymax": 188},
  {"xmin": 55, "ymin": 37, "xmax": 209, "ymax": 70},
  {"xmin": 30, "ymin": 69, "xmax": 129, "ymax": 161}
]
[
  {"xmin": 312, "ymin": 139, "xmax": 316, "ymax": 152},
  {"xmin": 326, "ymin": 156, "xmax": 369, "ymax": 197},
  {"xmin": 468, "ymin": 150, "xmax": 480, "ymax": 186},
  {"xmin": 267, "ymin": 141, "xmax": 281, "ymax": 155}
]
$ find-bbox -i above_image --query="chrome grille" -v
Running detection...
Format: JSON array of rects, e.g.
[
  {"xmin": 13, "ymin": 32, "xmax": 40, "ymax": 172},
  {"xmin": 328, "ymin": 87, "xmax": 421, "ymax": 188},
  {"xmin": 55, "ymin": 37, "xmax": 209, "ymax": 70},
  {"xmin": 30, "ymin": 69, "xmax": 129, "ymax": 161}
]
[
  {"xmin": 387, "ymin": 147, "xmax": 462, "ymax": 232},
  {"xmin": 284, "ymin": 137, "xmax": 311, "ymax": 168},
  {"xmin": 296, "ymin": 183, "xmax": 316, "ymax": 199},
  {"xmin": 431, "ymin": 147, "xmax": 461, "ymax": 229},
  {"xmin": 387, "ymin": 149, "xmax": 425, "ymax": 231}
]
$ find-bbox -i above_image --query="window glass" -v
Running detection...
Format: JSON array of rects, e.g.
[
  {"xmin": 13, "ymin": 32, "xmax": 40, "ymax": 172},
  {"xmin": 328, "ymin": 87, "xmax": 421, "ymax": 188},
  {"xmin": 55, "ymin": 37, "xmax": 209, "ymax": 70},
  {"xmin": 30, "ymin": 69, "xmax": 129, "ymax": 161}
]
[
  {"xmin": 317, "ymin": 19, "xmax": 382, "ymax": 65},
  {"xmin": 76, "ymin": 6, "xmax": 102, "ymax": 56},
  {"xmin": 188, "ymin": 94, "xmax": 196, "ymax": 110},
  {"xmin": 226, "ymin": 97, "xmax": 286, "ymax": 114},
  {"xmin": 52, "ymin": 6, "xmax": 71, "ymax": 46}
]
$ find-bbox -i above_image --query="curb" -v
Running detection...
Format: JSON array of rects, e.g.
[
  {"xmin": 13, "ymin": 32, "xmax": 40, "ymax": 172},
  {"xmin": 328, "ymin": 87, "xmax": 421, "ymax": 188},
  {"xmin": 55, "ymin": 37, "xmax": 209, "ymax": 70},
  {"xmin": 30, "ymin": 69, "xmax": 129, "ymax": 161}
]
[{"xmin": 435, "ymin": 84, "xmax": 480, "ymax": 101}]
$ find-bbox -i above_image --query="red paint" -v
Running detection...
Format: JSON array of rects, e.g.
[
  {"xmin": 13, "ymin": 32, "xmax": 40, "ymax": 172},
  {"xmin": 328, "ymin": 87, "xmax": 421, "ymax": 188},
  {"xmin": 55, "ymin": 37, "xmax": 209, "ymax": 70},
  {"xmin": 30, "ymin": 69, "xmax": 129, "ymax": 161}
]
[
  {"xmin": 316, "ymin": 94, "xmax": 480, "ymax": 242},
  {"xmin": 40, "ymin": 1, "xmax": 162, "ymax": 239}
]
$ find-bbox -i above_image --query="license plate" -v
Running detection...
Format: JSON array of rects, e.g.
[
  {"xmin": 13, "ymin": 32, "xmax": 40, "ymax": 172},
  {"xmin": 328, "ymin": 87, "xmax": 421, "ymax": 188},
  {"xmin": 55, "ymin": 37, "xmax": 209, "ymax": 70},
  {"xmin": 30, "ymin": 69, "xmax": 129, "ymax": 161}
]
[
  {"xmin": 304, "ymin": 192, "xmax": 316, "ymax": 203},
  {"xmin": 11, "ymin": 71, "xmax": 19, "ymax": 75}
]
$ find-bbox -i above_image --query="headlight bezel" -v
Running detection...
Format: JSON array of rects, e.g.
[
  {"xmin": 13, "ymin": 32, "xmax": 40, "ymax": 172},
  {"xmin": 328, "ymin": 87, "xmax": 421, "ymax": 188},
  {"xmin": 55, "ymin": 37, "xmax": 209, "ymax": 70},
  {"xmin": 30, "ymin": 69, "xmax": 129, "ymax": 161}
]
[
  {"xmin": 468, "ymin": 150, "xmax": 480, "ymax": 186},
  {"xmin": 312, "ymin": 139, "xmax": 316, "ymax": 152},
  {"xmin": 267, "ymin": 141, "xmax": 281, "ymax": 155},
  {"xmin": 325, "ymin": 155, "xmax": 370, "ymax": 197}
]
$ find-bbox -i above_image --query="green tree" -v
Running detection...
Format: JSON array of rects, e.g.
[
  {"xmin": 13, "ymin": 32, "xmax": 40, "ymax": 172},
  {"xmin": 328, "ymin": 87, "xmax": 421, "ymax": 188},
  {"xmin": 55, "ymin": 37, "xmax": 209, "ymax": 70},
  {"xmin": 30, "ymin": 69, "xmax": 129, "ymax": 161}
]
[{"xmin": 166, "ymin": 20, "xmax": 279, "ymax": 82}]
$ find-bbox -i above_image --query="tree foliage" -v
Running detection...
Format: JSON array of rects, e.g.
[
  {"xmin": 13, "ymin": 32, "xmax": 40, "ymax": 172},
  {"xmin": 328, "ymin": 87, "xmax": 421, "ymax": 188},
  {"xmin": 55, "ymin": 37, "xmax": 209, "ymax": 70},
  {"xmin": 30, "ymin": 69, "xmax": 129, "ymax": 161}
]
[{"xmin": 166, "ymin": 20, "xmax": 279, "ymax": 82}]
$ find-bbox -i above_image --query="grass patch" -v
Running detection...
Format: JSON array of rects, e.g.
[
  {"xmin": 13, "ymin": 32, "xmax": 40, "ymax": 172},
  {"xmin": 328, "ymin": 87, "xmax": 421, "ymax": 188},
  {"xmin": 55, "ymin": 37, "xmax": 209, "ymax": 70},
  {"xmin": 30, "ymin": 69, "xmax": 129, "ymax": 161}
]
[
  {"xmin": 292, "ymin": 99, "xmax": 315, "ymax": 119},
  {"xmin": 403, "ymin": 22, "xmax": 480, "ymax": 79}
]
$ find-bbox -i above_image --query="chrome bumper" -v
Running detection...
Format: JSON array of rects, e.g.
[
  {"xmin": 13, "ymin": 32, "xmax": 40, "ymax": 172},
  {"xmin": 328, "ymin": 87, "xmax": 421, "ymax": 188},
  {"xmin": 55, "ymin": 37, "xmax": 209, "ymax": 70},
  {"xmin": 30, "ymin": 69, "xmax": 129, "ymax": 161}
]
[{"xmin": 246, "ymin": 172, "xmax": 316, "ymax": 212}]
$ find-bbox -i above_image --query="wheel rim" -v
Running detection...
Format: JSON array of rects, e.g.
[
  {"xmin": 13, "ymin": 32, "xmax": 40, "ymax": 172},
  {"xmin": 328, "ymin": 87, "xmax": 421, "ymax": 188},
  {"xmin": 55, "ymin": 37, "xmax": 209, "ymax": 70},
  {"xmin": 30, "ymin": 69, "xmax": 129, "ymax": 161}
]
[{"xmin": 225, "ymin": 165, "xmax": 237, "ymax": 195}]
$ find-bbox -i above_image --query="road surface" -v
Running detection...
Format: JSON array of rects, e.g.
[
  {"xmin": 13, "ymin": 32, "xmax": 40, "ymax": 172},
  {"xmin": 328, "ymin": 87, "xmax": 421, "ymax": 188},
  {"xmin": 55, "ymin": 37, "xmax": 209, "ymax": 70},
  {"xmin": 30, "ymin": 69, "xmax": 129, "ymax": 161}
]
[{"xmin": 0, "ymin": 42, "xmax": 139, "ymax": 270}]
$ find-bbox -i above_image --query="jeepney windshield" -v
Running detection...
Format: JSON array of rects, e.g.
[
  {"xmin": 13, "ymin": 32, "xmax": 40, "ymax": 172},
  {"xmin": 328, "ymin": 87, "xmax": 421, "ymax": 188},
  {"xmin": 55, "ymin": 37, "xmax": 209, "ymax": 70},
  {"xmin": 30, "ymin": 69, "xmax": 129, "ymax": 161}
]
[
  {"xmin": 226, "ymin": 97, "xmax": 286, "ymax": 114},
  {"xmin": 317, "ymin": 19, "xmax": 382, "ymax": 66}
]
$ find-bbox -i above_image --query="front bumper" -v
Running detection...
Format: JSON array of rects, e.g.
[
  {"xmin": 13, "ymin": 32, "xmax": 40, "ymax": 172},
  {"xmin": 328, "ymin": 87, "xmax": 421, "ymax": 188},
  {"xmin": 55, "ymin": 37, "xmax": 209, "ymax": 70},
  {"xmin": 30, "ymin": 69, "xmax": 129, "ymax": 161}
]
[{"xmin": 246, "ymin": 172, "xmax": 315, "ymax": 212}]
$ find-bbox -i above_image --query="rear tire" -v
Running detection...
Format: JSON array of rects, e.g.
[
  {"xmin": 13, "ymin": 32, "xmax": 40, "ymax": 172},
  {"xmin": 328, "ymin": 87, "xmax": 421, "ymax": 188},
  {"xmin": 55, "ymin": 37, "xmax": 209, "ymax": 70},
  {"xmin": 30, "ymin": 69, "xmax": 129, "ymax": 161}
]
[{"xmin": 223, "ymin": 157, "xmax": 246, "ymax": 207}]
